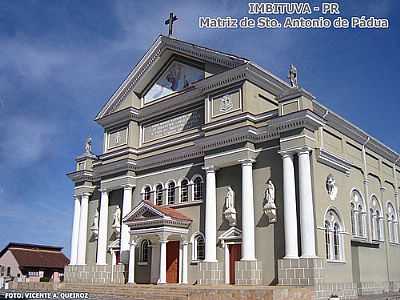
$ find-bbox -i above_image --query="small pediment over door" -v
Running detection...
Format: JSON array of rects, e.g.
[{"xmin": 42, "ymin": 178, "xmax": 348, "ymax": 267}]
[
  {"xmin": 218, "ymin": 226, "xmax": 242, "ymax": 243},
  {"xmin": 123, "ymin": 201, "xmax": 167, "ymax": 223}
]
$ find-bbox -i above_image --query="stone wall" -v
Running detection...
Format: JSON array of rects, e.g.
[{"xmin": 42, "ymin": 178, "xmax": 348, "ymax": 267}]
[
  {"xmin": 235, "ymin": 260, "xmax": 263, "ymax": 285},
  {"xmin": 278, "ymin": 257, "xmax": 325, "ymax": 286},
  {"xmin": 64, "ymin": 265, "xmax": 125, "ymax": 284}
]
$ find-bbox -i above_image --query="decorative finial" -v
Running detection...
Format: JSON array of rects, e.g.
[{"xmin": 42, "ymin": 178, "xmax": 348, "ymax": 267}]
[
  {"xmin": 84, "ymin": 137, "xmax": 92, "ymax": 154},
  {"xmin": 165, "ymin": 12, "xmax": 178, "ymax": 37},
  {"xmin": 288, "ymin": 64, "xmax": 298, "ymax": 88}
]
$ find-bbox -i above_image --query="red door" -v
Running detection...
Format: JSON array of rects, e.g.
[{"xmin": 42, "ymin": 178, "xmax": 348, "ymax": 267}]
[
  {"xmin": 229, "ymin": 244, "xmax": 241, "ymax": 284},
  {"xmin": 166, "ymin": 241, "xmax": 180, "ymax": 283}
]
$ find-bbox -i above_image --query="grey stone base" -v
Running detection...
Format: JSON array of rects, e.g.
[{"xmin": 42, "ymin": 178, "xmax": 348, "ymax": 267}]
[
  {"xmin": 314, "ymin": 282, "xmax": 358, "ymax": 300},
  {"xmin": 64, "ymin": 264, "xmax": 126, "ymax": 284},
  {"xmin": 358, "ymin": 281, "xmax": 391, "ymax": 295},
  {"xmin": 196, "ymin": 261, "xmax": 223, "ymax": 285},
  {"xmin": 235, "ymin": 260, "xmax": 262, "ymax": 285},
  {"xmin": 278, "ymin": 257, "xmax": 325, "ymax": 286}
]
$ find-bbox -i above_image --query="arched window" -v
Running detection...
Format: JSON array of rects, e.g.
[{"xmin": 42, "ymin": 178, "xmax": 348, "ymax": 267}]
[
  {"xmin": 350, "ymin": 203, "xmax": 356, "ymax": 235},
  {"xmin": 324, "ymin": 220, "xmax": 331, "ymax": 260},
  {"xmin": 143, "ymin": 186, "xmax": 151, "ymax": 201},
  {"xmin": 180, "ymin": 179, "xmax": 189, "ymax": 203},
  {"xmin": 387, "ymin": 202, "xmax": 399, "ymax": 243},
  {"xmin": 193, "ymin": 176, "xmax": 203, "ymax": 201},
  {"xmin": 324, "ymin": 208, "xmax": 344, "ymax": 261},
  {"xmin": 191, "ymin": 232, "xmax": 205, "ymax": 261},
  {"xmin": 167, "ymin": 181, "xmax": 176, "ymax": 205},
  {"xmin": 155, "ymin": 184, "xmax": 163, "ymax": 206},
  {"xmin": 140, "ymin": 240, "xmax": 151, "ymax": 263},
  {"xmin": 350, "ymin": 190, "xmax": 366, "ymax": 238},
  {"xmin": 370, "ymin": 196, "xmax": 384, "ymax": 241}
]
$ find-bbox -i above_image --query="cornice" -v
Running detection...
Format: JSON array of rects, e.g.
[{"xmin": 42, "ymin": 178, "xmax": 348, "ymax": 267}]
[
  {"xmin": 67, "ymin": 170, "xmax": 95, "ymax": 183},
  {"xmin": 316, "ymin": 148, "xmax": 352, "ymax": 175},
  {"xmin": 313, "ymin": 101, "xmax": 399, "ymax": 165}
]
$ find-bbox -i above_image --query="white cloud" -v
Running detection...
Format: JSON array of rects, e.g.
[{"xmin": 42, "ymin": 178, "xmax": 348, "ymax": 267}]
[{"xmin": 0, "ymin": 116, "xmax": 57, "ymax": 167}]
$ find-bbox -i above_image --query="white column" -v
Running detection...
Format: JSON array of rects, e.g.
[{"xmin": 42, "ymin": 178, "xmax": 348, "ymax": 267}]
[
  {"xmin": 224, "ymin": 244, "xmax": 230, "ymax": 284},
  {"xmin": 70, "ymin": 195, "xmax": 81, "ymax": 265},
  {"xmin": 77, "ymin": 193, "xmax": 89, "ymax": 265},
  {"xmin": 298, "ymin": 149, "xmax": 317, "ymax": 257},
  {"xmin": 159, "ymin": 240, "xmax": 167, "ymax": 284},
  {"xmin": 181, "ymin": 241, "xmax": 188, "ymax": 284},
  {"xmin": 97, "ymin": 190, "xmax": 109, "ymax": 265},
  {"xmin": 128, "ymin": 241, "xmax": 136, "ymax": 284},
  {"xmin": 240, "ymin": 159, "xmax": 256, "ymax": 261},
  {"xmin": 204, "ymin": 166, "xmax": 217, "ymax": 262},
  {"xmin": 121, "ymin": 186, "xmax": 133, "ymax": 253},
  {"xmin": 282, "ymin": 153, "xmax": 299, "ymax": 258}
]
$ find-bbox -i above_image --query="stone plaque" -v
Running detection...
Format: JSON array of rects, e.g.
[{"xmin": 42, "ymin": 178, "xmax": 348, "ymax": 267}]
[
  {"xmin": 108, "ymin": 127, "xmax": 128, "ymax": 149},
  {"xmin": 211, "ymin": 90, "xmax": 241, "ymax": 118},
  {"xmin": 143, "ymin": 109, "xmax": 203, "ymax": 143}
]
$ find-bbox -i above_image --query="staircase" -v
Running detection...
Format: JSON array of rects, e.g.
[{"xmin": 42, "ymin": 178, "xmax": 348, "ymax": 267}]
[{"xmin": 61, "ymin": 283, "xmax": 190, "ymax": 300}]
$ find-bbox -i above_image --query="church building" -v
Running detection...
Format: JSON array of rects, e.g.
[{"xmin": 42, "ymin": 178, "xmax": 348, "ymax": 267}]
[{"xmin": 64, "ymin": 34, "xmax": 400, "ymax": 299}]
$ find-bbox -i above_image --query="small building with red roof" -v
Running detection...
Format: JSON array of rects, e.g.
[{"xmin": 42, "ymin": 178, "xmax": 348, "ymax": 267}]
[{"xmin": 0, "ymin": 242, "xmax": 69, "ymax": 283}]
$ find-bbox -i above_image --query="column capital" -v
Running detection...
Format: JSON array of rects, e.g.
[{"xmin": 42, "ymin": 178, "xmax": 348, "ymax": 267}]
[
  {"xmin": 130, "ymin": 240, "xmax": 137, "ymax": 247},
  {"xmin": 159, "ymin": 239, "xmax": 168, "ymax": 244},
  {"xmin": 182, "ymin": 240, "xmax": 189, "ymax": 246},
  {"xmin": 297, "ymin": 146, "xmax": 313, "ymax": 156},
  {"xmin": 278, "ymin": 150, "xmax": 294, "ymax": 159},
  {"xmin": 82, "ymin": 192, "xmax": 92, "ymax": 197},
  {"xmin": 99, "ymin": 188, "xmax": 110, "ymax": 193},
  {"xmin": 239, "ymin": 158, "xmax": 255, "ymax": 166},
  {"xmin": 202, "ymin": 165, "xmax": 216, "ymax": 173},
  {"xmin": 123, "ymin": 184, "xmax": 135, "ymax": 190}
]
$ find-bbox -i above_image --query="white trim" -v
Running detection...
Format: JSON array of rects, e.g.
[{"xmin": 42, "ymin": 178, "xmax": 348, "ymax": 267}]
[
  {"xmin": 280, "ymin": 134, "xmax": 315, "ymax": 143},
  {"xmin": 136, "ymin": 163, "xmax": 203, "ymax": 179},
  {"xmin": 190, "ymin": 232, "xmax": 205, "ymax": 262}
]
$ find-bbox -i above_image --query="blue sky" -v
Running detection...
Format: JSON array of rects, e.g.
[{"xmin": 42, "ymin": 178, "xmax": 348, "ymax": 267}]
[{"xmin": 0, "ymin": 0, "xmax": 398, "ymax": 256}]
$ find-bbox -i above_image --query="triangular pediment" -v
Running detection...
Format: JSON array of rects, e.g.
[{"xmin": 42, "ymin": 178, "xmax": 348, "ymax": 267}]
[
  {"xmin": 218, "ymin": 226, "xmax": 242, "ymax": 241},
  {"xmin": 123, "ymin": 201, "xmax": 169, "ymax": 223},
  {"xmin": 96, "ymin": 35, "xmax": 248, "ymax": 119}
]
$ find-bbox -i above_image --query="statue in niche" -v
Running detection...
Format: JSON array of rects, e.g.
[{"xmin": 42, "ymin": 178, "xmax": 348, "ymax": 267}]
[
  {"xmin": 263, "ymin": 179, "xmax": 277, "ymax": 223},
  {"xmin": 326, "ymin": 174, "xmax": 338, "ymax": 201},
  {"xmin": 288, "ymin": 64, "xmax": 298, "ymax": 88},
  {"xmin": 223, "ymin": 187, "xmax": 237, "ymax": 226},
  {"xmin": 112, "ymin": 206, "xmax": 121, "ymax": 238},
  {"xmin": 90, "ymin": 209, "xmax": 99, "ymax": 239},
  {"xmin": 84, "ymin": 137, "xmax": 92, "ymax": 154}
]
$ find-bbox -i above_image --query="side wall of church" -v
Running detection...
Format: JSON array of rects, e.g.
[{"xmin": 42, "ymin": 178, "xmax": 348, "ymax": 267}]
[{"xmin": 312, "ymin": 122, "xmax": 400, "ymax": 290}]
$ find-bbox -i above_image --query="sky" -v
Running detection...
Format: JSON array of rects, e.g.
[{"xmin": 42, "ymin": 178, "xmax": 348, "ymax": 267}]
[{"xmin": 0, "ymin": 0, "xmax": 399, "ymax": 256}]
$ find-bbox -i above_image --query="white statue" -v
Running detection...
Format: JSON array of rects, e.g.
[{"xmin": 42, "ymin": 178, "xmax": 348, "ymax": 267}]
[
  {"xmin": 326, "ymin": 174, "xmax": 338, "ymax": 201},
  {"xmin": 90, "ymin": 209, "xmax": 99, "ymax": 239},
  {"xmin": 288, "ymin": 64, "xmax": 298, "ymax": 88},
  {"xmin": 84, "ymin": 137, "xmax": 92, "ymax": 154},
  {"xmin": 223, "ymin": 187, "xmax": 237, "ymax": 226},
  {"xmin": 112, "ymin": 206, "xmax": 121, "ymax": 237},
  {"xmin": 263, "ymin": 179, "xmax": 277, "ymax": 223}
]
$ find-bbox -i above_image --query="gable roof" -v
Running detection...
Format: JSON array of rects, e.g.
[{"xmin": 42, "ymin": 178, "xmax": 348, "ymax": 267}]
[
  {"xmin": 0, "ymin": 243, "xmax": 69, "ymax": 269},
  {"xmin": 96, "ymin": 35, "xmax": 249, "ymax": 120},
  {"xmin": 124, "ymin": 200, "xmax": 192, "ymax": 223}
]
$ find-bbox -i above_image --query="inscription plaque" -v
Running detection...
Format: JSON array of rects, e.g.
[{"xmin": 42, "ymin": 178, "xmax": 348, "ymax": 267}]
[{"xmin": 143, "ymin": 109, "xmax": 203, "ymax": 143}]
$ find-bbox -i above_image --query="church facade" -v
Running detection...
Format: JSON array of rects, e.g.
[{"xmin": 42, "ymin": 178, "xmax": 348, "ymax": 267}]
[{"xmin": 64, "ymin": 35, "xmax": 400, "ymax": 299}]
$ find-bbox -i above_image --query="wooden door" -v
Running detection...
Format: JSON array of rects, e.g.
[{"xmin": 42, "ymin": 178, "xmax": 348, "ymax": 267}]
[
  {"xmin": 229, "ymin": 244, "xmax": 241, "ymax": 284},
  {"xmin": 166, "ymin": 241, "xmax": 180, "ymax": 283}
]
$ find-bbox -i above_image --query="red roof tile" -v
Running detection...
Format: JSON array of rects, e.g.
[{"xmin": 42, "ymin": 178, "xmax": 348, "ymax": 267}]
[
  {"xmin": 9, "ymin": 248, "xmax": 69, "ymax": 269},
  {"xmin": 144, "ymin": 201, "xmax": 192, "ymax": 221}
]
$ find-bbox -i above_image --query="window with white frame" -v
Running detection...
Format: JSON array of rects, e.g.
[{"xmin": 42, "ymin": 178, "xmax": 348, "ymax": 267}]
[
  {"xmin": 155, "ymin": 184, "xmax": 163, "ymax": 205},
  {"xmin": 193, "ymin": 176, "xmax": 203, "ymax": 201},
  {"xmin": 324, "ymin": 208, "xmax": 344, "ymax": 261},
  {"xmin": 180, "ymin": 179, "xmax": 189, "ymax": 203},
  {"xmin": 139, "ymin": 239, "xmax": 151, "ymax": 263},
  {"xmin": 387, "ymin": 202, "xmax": 399, "ymax": 243},
  {"xmin": 191, "ymin": 232, "xmax": 205, "ymax": 261},
  {"xmin": 350, "ymin": 189, "xmax": 366, "ymax": 238},
  {"xmin": 370, "ymin": 196, "xmax": 384, "ymax": 242},
  {"xmin": 167, "ymin": 181, "xmax": 176, "ymax": 205},
  {"xmin": 143, "ymin": 186, "xmax": 151, "ymax": 201}
]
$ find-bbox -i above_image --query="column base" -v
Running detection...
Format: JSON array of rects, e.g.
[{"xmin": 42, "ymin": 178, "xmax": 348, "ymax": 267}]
[
  {"xmin": 235, "ymin": 260, "xmax": 262, "ymax": 285},
  {"xmin": 64, "ymin": 265, "xmax": 125, "ymax": 284},
  {"xmin": 278, "ymin": 257, "xmax": 325, "ymax": 286},
  {"xmin": 196, "ymin": 261, "xmax": 223, "ymax": 285}
]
